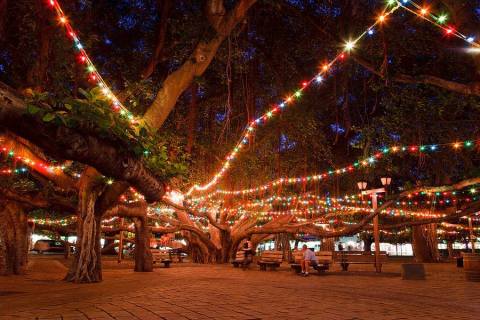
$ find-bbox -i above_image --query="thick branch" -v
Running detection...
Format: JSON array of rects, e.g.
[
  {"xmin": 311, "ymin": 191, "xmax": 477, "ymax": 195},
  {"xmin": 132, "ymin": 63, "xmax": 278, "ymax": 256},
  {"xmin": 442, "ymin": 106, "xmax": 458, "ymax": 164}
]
[
  {"xmin": 141, "ymin": 0, "xmax": 171, "ymax": 79},
  {"xmin": 0, "ymin": 82, "xmax": 166, "ymax": 202},
  {"xmin": 143, "ymin": 0, "xmax": 256, "ymax": 130},
  {"xmin": 0, "ymin": 188, "xmax": 76, "ymax": 213},
  {"xmin": 353, "ymin": 54, "xmax": 480, "ymax": 96},
  {"xmin": 1, "ymin": 133, "xmax": 76, "ymax": 191}
]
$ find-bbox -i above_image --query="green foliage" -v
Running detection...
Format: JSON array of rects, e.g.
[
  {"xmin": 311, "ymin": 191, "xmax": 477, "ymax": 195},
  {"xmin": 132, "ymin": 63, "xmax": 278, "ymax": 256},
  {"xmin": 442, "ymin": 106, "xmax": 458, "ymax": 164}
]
[{"xmin": 24, "ymin": 88, "xmax": 188, "ymax": 180}]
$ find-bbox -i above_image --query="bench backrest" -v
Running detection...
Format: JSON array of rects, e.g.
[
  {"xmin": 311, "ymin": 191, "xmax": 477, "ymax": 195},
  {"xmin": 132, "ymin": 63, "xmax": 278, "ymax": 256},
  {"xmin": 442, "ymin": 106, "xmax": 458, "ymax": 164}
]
[
  {"xmin": 235, "ymin": 251, "xmax": 244, "ymax": 260},
  {"xmin": 260, "ymin": 250, "xmax": 283, "ymax": 263},
  {"xmin": 292, "ymin": 250, "xmax": 333, "ymax": 263},
  {"xmin": 316, "ymin": 251, "xmax": 333, "ymax": 263},
  {"xmin": 151, "ymin": 249, "xmax": 170, "ymax": 261},
  {"xmin": 293, "ymin": 251, "xmax": 303, "ymax": 263}
]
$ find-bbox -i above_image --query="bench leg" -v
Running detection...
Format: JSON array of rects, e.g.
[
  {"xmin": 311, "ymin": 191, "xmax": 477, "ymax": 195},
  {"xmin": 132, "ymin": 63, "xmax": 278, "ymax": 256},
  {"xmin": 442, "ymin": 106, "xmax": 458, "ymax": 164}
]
[
  {"xmin": 164, "ymin": 262, "xmax": 171, "ymax": 268},
  {"xmin": 341, "ymin": 262, "xmax": 349, "ymax": 271}
]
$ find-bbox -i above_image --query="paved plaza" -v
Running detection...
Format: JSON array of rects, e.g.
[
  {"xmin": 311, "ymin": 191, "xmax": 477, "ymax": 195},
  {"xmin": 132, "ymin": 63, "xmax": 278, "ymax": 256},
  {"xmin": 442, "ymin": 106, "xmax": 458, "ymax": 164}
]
[{"xmin": 0, "ymin": 256, "xmax": 479, "ymax": 319}]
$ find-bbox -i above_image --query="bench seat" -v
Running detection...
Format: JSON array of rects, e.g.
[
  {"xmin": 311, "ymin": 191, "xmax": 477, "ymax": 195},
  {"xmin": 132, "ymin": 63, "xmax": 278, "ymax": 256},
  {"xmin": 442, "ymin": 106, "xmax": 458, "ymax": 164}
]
[
  {"xmin": 335, "ymin": 252, "xmax": 388, "ymax": 271},
  {"xmin": 232, "ymin": 251, "xmax": 250, "ymax": 268},
  {"xmin": 290, "ymin": 251, "xmax": 333, "ymax": 274},
  {"xmin": 257, "ymin": 250, "xmax": 283, "ymax": 271},
  {"xmin": 151, "ymin": 249, "xmax": 172, "ymax": 268}
]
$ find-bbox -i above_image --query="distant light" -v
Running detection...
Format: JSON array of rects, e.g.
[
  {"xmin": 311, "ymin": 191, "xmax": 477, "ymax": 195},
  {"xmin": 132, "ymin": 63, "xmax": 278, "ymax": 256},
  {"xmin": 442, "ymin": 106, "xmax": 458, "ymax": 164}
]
[
  {"xmin": 344, "ymin": 40, "xmax": 355, "ymax": 51},
  {"xmin": 437, "ymin": 14, "xmax": 447, "ymax": 24},
  {"xmin": 165, "ymin": 190, "xmax": 185, "ymax": 206}
]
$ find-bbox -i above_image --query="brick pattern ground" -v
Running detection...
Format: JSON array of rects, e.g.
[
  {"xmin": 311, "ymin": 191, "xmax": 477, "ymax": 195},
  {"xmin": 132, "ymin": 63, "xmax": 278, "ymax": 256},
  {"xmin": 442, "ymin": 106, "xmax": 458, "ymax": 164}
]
[{"xmin": 0, "ymin": 256, "xmax": 479, "ymax": 319}]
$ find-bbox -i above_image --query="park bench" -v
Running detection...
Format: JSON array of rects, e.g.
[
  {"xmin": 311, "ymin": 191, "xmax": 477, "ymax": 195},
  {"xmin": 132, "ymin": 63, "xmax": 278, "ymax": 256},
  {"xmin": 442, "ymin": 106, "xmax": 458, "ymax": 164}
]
[
  {"xmin": 257, "ymin": 250, "xmax": 283, "ymax": 271},
  {"xmin": 335, "ymin": 252, "xmax": 387, "ymax": 272},
  {"xmin": 290, "ymin": 251, "xmax": 333, "ymax": 274},
  {"xmin": 151, "ymin": 249, "xmax": 172, "ymax": 268},
  {"xmin": 232, "ymin": 251, "xmax": 250, "ymax": 268}
]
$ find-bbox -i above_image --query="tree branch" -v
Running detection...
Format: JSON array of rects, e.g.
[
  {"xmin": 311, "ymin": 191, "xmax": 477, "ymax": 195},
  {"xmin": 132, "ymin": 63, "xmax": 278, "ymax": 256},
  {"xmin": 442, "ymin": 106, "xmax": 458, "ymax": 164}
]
[
  {"xmin": 0, "ymin": 82, "xmax": 166, "ymax": 202},
  {"xmin": 143, "ymin": 0, "xmax": 256, "ymax": 130},
  {"xmin": 352, "ymin": 54, "xmax": 480, "ymax": 96}
]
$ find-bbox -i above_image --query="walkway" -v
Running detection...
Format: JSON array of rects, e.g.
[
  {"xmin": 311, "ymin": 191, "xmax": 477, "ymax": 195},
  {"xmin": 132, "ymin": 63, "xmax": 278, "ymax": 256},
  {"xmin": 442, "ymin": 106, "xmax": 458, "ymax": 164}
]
[{"xmin": 0, "ymin": 256, "xmax": 478, "ymax": 319}]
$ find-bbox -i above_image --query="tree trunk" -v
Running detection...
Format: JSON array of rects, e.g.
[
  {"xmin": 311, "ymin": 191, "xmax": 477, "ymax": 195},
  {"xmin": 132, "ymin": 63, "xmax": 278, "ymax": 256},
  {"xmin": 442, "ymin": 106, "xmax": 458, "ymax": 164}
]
[
  {"xmin": 0, "ymin": 202, "xmax": 29, "ymax": 275},
  {"xmin": 185, "ymin": 83, "xmax": 199, "ymax": 154},
  {"xmin": 321, "ymin": 237, "xmax": 335, "ymax": 251},
  {"xmin": 447, "ymin": 240, "xmax": 454, "ymax": 259},
  {"xmin": 412, "ymin": 224, "xmax": 440, "ymax": 263},
  {"xmin": 133, "ymin": 217, "xmax": 153, "ymax": 272},
  {"xmin": 26, "ymin": 0, "xmax": 54, "ymax": 90},
  {"xmin": 219, "ymin": 229, "xmax": 232, "ymax": 263},
  {"xmin": 363, "ymin": 235, "xmax": 373, "ymax": 252},
  {"xmin": 65, "ymin": 171, "xmax": 103, "ymax": 283}
]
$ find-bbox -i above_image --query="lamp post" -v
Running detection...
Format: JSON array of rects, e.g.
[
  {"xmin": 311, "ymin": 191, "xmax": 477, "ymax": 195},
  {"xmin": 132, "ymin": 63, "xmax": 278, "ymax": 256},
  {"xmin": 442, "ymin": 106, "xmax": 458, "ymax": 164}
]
[
  {"xmin": 381, "ymin": 177, "xmax": 392, "ymax": 190},
  {"xmin": 468, "ymin": 217, "xmax": 476, "ymax": 253},
  {"xmin": 358, "ymin": 178, "xmax": 391, "ymax": 273}
]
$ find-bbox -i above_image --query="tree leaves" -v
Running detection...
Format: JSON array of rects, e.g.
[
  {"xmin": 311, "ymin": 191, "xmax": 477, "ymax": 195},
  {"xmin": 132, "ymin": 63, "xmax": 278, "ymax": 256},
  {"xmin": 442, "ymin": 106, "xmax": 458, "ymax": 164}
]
[
  {"xmin": 25, "ymin": 88, "xmax": 188, "ymax": 180},
  {"xmin": 42, "ymin": 113, "xmax": 56, "ymax": 122}
]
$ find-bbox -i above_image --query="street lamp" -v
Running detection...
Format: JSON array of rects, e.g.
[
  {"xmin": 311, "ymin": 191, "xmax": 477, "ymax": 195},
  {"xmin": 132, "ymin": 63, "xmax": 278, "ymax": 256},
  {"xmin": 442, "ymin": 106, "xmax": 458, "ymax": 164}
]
[
  {"xmin": 357, "ymin": 178, "xmax": 393, "ymax": 273},
  {"xmin": 357, "ymin": 181, "xmax": 368, "ymax": 191},
  {"xmin": 380, "ymin": 177, "xmax": 392, "ymax": 187}
]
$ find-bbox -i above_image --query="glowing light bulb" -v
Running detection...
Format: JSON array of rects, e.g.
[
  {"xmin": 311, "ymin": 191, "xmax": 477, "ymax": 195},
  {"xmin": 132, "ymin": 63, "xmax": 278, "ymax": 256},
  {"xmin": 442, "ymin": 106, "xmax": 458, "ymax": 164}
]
[
  {"xmin": 344, "ymin": 40, "xmax": 355, "ymax": 51},
  {"xmin": 437, "ymin": 14, "xmax": 447, "ymax": 24}
]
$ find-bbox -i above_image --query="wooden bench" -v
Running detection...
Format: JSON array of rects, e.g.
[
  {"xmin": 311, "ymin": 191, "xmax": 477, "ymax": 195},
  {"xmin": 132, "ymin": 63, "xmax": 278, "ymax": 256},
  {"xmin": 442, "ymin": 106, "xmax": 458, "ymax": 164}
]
[
  {"xmin": 257, "ymin": 250, "xmax": 283, "ymax": 271},
  {"xmin": 151, "ymin": 249, "xmax": 172, "ymax": 268},
  {"xmin": 232, "ymin": 251, "xmax": 251, "ymax": 268},
  {"xmin": 290, "ymin": 251, "xmax": 333, "ymax": 274},
  {"xmin": 335, "ymin": 252, "xmax": 387, "ymax": 271}
]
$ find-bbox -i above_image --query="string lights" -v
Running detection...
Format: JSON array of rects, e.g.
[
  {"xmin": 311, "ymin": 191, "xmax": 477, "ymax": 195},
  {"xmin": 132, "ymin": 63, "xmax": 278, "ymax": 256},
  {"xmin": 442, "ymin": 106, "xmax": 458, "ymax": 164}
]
[
  {"xmin": 45, "ymin": 0, "xmax": 137, "ymax": 123},
  {"xmin": 1, "ymin": 145, "xmax": 66, "ymax": 175},
  {"xmin": 188, "ymin": 139, "xmax": 479, "ymax": 200},
  {"xmin": 394, "ymin": 0, "xmax": 480, "ymax": 48},
  {"xmin": 186, "ymin": 3, "xmax": 401, "ymax": 196}
]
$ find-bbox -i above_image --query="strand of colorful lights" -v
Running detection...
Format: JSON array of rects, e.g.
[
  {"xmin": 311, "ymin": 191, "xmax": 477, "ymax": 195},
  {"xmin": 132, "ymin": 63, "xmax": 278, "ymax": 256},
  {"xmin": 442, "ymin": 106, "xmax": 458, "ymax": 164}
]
[
  {"xmin": 395, "ymin": 0, "xmax": 480, "ymax": 48},
  {"xmin": 188, "ymin": 139, "xmax": 478, "ymax": 200},
  {"xmin": 1, "ymin": 145, "xmax": 66, "ymax": 175},
  {"xmin": 45, "ymin": 0, "xmax": 136, "ymax": 123},
  {"xmin": 186, "ymin": 3, "xmax": 401, "ymax": 196}
]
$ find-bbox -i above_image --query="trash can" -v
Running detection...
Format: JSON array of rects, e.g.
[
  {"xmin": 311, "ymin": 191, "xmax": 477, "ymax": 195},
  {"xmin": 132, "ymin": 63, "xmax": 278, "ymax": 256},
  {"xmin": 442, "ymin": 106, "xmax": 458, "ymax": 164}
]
[{"xmin": 456, "ymin": 257, "xmax": 464, "ymax": 268}]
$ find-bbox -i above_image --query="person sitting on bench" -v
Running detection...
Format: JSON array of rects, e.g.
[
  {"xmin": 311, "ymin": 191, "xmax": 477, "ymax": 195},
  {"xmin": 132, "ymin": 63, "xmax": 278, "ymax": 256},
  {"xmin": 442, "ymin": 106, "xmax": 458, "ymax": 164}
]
[
  {"xmin": 242, "ymin": 238, "xmax": 253, "ymax": 269},
  {"xmin": 301, "ymin": 245, "xmax": 317, "ymax": 276}
]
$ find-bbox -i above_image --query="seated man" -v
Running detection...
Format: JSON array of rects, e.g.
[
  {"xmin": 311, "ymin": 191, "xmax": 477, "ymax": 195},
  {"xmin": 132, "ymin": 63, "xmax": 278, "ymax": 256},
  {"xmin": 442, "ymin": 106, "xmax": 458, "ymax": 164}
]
[
  {"xmin": 300, "ymin": 245, "xmax": 317, "ymax": 276},
  {"xmin": 242, "ymin": 238, "xmax": 253, "ymax": 269}
]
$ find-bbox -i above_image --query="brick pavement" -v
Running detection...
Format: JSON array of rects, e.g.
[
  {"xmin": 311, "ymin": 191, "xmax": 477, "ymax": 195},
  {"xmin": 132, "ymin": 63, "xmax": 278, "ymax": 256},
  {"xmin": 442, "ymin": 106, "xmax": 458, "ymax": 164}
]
[{"xmin": 0, "ymin": 256, "xmax": 479, "ymax": 319}]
